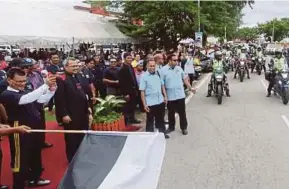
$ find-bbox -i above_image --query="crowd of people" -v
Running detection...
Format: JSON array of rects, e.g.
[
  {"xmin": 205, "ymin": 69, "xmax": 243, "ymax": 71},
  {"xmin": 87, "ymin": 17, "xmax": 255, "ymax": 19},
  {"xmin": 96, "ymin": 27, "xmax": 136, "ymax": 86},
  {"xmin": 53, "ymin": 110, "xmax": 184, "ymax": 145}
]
[
  {"xmin": 0, "ymin": 44, "xmax": 205, "ymax": 189},
  {"xmin": 1, "ymin": 41, "xmax": 288, "ymax": 188}
]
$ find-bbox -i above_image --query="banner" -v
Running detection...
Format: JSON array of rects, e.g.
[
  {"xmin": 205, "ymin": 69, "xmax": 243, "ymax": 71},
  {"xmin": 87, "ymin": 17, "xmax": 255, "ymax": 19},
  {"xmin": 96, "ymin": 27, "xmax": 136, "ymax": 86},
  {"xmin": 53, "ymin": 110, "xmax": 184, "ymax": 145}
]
[
  {"xmin": 195, "ymin": 32, "xmax": 203, "ymax": 48},
  {"xmin": 58, "ymin": 132, "xmax": 166, "ymax": 189}
]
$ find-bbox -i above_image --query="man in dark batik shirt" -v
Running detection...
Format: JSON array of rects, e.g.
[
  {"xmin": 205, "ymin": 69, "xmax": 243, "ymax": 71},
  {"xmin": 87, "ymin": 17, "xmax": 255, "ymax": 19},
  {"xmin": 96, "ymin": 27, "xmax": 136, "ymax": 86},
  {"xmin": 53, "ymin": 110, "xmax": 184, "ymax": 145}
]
[{"xmin": 54, "ymin": 57, "xmax": 91, "ymax": 163}]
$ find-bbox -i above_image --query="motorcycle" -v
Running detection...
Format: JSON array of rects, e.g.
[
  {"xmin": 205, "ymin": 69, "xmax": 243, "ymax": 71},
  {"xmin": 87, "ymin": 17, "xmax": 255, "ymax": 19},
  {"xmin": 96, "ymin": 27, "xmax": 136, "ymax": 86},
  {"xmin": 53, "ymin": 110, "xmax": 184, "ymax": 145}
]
[
  {"xmin": 213, "ymin": 68, "xmax": 225, "ymax": 105},
  {"xmin": 224, "ymin": 56, "xmax": 234, "ymax": 73},
  {"xmin": 238, "ymin": 59, "xmax": 246, "ymax": 82},
  {"xmin": 255, "ymin": 57, "xmax": 264, "ymax": 75},
  {"xmin": 273, "ymin": 68, "xmax": 289, "ymax": 105}
]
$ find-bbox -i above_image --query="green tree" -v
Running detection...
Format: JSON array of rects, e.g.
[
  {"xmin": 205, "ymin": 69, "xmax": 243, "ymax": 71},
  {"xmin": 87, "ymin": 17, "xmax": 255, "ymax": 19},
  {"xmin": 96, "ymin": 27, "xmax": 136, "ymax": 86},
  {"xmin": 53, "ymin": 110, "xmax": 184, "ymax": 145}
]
[
  {"xmin": 116, "ymin": 1, "xmax": 253, "ymax": 50},
  {"xmin": 235, "ymin": 27, "xmax": 259, "ymax": 41},
  {"xmin": 258, "ymin": 18, "xmax": 289, "ymax": 42}
]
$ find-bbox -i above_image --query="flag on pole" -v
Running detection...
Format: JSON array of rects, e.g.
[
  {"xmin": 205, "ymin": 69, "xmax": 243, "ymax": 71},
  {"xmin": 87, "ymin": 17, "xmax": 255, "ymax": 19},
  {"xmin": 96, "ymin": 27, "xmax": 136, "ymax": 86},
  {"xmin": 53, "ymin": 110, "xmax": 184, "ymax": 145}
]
[{"xmin": 58, "ymin": 132, "xmax": 166, "ymax": 189}]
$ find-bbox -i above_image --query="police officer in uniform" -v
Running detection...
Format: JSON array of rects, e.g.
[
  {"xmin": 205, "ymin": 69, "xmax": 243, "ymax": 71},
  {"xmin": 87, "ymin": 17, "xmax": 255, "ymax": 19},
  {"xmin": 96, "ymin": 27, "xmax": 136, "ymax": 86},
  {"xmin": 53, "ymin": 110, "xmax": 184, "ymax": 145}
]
[
  {"xmin": 267, "ymin": 49, "xmax": 286, "ymax": 97},
  {"xmin": 234, "ymin": 46, "xmax": 250, "ymax": 79},
  {"xmin": 251, "ymin": 46, "xmax": 265, "ymax": 73},
  {"xmin": 207, "ymin": 51, "xmax": 230, "ymax": 97}
]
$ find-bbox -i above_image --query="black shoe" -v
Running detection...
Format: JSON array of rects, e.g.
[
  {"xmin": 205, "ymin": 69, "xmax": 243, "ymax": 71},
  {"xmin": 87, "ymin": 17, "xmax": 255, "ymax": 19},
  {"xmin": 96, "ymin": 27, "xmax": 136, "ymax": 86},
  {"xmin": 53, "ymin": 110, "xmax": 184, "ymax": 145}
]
[
  {"xmin": 164, "ymin": 134, "xmax": 170, "ymax": 139},
  {"xmin": 0, "ymin": 185, "xmax": 9, "ymax": 189},
  {"xmin": 233, "ymin": 76, "xmax": 236, "ymax": 79},
  {"xmin": 182, "ymin": 129, "xmax": 188, "ymax": 135},
  {"xmin": 226, "ymin": 93, "xmax": 231, "ymax": 97},
  {"xmin": 166, "ymin": 128, "xmax": 175, "ymax": 133},
  {"xmin": 27, "ymin": 178, "xmax": 50, "ymax": 187},
  {"xmin": 206, "ymin": 94, "xmax": 211, "ymax": 97},
  {"xmin": 266, "ymin": 93, "xmax": 271, "ymax": 97},
  {"xmin": 43, "ymin": 142, "xmax": 53, "ymax": 148},
  {"xmin": 248, "ymin": 77, "xmax": 250, "ymax": 79}
]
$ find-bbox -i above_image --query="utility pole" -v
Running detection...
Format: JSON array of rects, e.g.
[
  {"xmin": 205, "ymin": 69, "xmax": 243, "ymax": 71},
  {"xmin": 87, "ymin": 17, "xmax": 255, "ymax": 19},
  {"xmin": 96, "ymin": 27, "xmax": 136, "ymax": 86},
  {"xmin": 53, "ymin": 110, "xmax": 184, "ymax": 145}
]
[
  {"xmin": 224, "ymin": 26, "xmax": 227, "ymax": 42},
  {"xmin": 198, "ymin": 0, "xmax": 200, "ymax": 32},
  {"xmin": 272, "ymin": 21, "xmax": 275, "ymax": 42}
]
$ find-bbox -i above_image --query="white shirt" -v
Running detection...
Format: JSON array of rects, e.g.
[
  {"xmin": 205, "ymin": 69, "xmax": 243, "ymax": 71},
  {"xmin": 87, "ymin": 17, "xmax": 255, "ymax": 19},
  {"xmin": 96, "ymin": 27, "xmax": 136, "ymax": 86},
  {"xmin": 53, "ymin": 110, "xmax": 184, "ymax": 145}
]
[
  {"xmin": 7, "ymin": 84, "xmax": 55, "ymax": 106},
  {"xmin": 184, "ymin": 58, "xmax": 195, "ymax": 74}
]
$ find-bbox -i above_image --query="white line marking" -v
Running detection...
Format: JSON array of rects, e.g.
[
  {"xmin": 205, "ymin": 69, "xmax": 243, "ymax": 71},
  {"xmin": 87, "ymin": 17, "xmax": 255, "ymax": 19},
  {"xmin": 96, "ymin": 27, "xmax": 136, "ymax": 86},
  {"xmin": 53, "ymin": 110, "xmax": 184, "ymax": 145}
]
[
  {"xmin": 281, "ymin": 115, "xmax": 289, "ymax": 129},
  {"xmin": 261, "ymin": 79, "xmax": 267, "ymax": 89},
  {"xmin": 185, "ymin": 73, "xmax": 210, "ymax": 104}
]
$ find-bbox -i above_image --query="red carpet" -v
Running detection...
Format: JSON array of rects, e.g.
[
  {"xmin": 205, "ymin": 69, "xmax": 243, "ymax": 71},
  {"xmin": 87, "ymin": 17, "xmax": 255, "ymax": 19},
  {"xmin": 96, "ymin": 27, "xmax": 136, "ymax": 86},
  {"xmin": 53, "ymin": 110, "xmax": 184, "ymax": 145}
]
[
  {"xmin": 1, "ymin": 122, "xmax": 67, "ymax": 189},
  {"xmin": 1, "ymin": 122, "xmax": 141, "ymax": 188}
]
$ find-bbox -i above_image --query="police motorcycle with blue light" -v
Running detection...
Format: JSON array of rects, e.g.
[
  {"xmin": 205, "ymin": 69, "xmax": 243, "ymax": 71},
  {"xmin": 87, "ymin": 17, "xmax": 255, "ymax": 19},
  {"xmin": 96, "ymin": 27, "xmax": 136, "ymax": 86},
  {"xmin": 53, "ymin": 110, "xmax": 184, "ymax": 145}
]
[
  {"xmin": 265, "ymin": 49, "xmax": 289, "ymax": 104},
  {"xmin": 206, "ymin": 51, "xmax": 230, "ymax": 105}
]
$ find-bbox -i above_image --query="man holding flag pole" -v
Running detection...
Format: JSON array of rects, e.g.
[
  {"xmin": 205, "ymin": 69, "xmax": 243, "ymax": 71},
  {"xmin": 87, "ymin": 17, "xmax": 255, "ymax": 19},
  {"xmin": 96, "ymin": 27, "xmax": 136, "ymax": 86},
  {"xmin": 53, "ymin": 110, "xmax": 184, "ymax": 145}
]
[{"xmin": 0, "ymin": 67, "xmax": 56, "ymax": 189}]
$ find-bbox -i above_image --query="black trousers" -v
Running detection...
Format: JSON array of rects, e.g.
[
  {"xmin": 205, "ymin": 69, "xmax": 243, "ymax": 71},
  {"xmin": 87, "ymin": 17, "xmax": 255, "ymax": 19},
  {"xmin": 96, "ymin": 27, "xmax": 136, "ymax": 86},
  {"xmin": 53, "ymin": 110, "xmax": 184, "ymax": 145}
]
[
  {"xmin": 39, "ymin": 108, "xmax": 46, "ymax": 144},
  {"xmin": 63, "ymin": 120, "xmax": 88, "ymax": 163},
  {"xmin": 10, "ymin": 132, "xmax": 43, "ymax": 189},
  {"xmin": 95, "ymin": 83, "xmax": 107, "ymax": 99},
  {"xmin": 267, "ymin": 73, "xmax": 277, "ymax": 93},
  {"xmin": 47, "ymin": 97, "xmax": 54, "ymax": 112},
  {"xmin": 188, "ymin": 73, "xmax": 194, "ymax": 86},
  {"xmin": 123, "ymin": 92, "xmax": 137, "ymax": 125},
  {"xmin": 137, "ymin": 91, "xmax": 144, "ymax": 112},
  {"xmin": 146, "ymin": 103, "xmax": 166, "ymax": 132},
  {"xmin": 167, "ymin": 98, "xmax": 188, "ymax": 131}
]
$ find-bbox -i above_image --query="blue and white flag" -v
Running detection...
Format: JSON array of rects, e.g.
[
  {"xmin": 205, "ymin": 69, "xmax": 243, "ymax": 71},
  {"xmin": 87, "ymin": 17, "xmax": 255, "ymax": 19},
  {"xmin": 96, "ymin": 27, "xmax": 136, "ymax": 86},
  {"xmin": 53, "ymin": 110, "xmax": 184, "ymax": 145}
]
[{"xmin": 58, "ymin": 132, "xmax": 166, "ymax": 189}]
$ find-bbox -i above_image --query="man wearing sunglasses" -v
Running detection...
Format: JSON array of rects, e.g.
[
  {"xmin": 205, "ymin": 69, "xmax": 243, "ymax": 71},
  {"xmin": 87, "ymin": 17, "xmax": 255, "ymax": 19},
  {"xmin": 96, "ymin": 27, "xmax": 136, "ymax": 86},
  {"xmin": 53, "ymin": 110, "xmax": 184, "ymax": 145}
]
[{"xmin": 160, "ymin": 53, "xmax": 196, "ymax": 135}]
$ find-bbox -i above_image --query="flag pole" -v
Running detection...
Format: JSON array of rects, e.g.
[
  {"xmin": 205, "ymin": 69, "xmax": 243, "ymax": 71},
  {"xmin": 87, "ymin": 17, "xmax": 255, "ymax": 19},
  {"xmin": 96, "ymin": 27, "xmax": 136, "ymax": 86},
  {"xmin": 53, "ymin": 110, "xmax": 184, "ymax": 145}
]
[
  {"xmin": 198, "ymin": 0, "xmax": 201, "ymax": 32},
  {"xmin": 29, "ymin": 129, "xmax": 156, "ymax": 135}
]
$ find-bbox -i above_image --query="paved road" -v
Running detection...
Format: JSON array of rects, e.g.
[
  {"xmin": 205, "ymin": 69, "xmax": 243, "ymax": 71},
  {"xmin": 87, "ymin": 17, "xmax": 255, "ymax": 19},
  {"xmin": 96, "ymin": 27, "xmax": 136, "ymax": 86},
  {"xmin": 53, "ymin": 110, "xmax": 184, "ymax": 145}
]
[{"xmin": 158, "ymin": 70, "xmax": 289, "ymax": 189}]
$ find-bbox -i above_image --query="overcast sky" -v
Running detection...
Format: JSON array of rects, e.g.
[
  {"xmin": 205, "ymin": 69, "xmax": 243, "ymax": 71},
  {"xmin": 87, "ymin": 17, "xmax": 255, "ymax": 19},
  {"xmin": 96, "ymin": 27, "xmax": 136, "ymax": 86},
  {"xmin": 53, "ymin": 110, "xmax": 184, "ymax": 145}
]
[
  {"xmin": 242, "ymin": 0, "xmax": 289, "ymax": 27},
  {"xmin": 1, "ymin": 0, "xmax": 288, "ymax": 27}
]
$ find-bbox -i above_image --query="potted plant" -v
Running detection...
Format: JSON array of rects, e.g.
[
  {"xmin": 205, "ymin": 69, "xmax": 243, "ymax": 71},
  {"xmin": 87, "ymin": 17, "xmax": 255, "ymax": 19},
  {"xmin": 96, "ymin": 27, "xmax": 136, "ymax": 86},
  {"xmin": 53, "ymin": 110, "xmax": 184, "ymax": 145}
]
[{"xmin": 92, "ymin": 95, "xmax": 126, "ymax": 131}]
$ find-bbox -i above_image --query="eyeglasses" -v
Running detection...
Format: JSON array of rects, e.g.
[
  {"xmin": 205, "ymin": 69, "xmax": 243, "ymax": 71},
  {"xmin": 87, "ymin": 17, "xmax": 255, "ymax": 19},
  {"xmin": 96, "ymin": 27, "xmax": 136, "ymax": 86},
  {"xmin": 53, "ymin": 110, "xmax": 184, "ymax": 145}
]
[
  {"xmin": 13, "ymin": 79, "xmax": 26, "ymax": 83},
  {"xmin": 172, "ymin": 59, "xmax": 178, "ymax": 62}
]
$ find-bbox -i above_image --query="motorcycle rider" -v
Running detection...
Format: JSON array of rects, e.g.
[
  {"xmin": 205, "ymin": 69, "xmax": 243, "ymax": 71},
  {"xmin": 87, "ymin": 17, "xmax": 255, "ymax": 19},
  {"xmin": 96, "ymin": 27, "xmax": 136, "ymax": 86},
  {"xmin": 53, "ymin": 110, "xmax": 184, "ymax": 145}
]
[
  {"xmin": 234, "ymin": 46, "xmax": 250, "ymax": 79},
  {"xmin": 251, "ymin": 46, "xmax": 265, "ymax": 73},
  {"xmin": 236, "ymin": 44, "xmax": 242, "ymax": 57},
  {"xmin": 206, "ymin": 51, "xmax": 230, "ymax": 97},
  {"xmin": 267, "ymin": 49, "xmax": 287, "ymax": 97}
]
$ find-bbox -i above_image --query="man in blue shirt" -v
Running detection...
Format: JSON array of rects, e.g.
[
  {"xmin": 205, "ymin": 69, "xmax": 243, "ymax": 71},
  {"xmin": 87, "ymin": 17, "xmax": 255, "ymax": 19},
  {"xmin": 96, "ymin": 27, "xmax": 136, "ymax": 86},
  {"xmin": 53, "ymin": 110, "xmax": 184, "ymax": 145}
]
[
  {"xmin": 139, "ymin": 60, "xmax": 169, "ymax": 139},
  {"xmin": 161, "ymin": 53, "xmax": 196, "ymax": 135},
  {"xmin": 0, "ymin": 68, "xmax": 56, "ymax": 188}
]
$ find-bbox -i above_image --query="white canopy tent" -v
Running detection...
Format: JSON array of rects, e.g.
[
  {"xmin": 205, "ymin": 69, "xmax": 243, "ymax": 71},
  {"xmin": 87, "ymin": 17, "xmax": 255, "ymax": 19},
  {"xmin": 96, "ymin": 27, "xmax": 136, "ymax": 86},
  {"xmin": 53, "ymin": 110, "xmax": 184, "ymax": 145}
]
[{"xmin": 0, "ymin": 0, "xmax": 134, "ymax": 47}]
